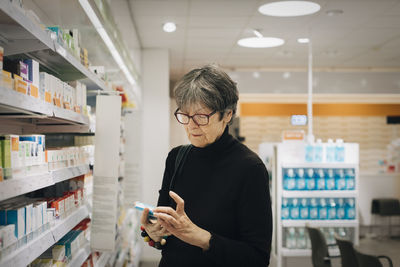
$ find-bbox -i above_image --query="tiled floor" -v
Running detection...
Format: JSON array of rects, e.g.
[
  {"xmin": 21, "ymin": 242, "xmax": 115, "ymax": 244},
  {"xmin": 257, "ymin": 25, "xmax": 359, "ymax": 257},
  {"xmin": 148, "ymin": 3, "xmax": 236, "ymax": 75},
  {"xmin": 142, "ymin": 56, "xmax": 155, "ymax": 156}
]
[{"xmin": 139, "ymin": 237, "xmax": 400, "ymax": 267}]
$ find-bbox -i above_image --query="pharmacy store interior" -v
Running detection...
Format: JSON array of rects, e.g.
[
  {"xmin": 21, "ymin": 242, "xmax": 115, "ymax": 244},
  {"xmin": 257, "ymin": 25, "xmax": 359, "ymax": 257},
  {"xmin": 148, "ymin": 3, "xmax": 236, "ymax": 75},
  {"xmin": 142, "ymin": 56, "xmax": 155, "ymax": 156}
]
[{"xmin": 1, "ymin": 1, "xmax": 400, "ymax": 267}]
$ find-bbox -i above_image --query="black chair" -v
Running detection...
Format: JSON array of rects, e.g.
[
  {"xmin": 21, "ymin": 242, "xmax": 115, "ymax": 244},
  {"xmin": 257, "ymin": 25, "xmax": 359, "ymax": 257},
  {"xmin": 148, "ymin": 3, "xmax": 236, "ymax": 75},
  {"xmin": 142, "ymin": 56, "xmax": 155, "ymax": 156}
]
[
  {"xmin": 306, "ymin": 226, "xmax": 340, "ymax": 267},
  {"xmin": 371, "ymin": 198, "xmax": 400, "ymax": 237},
  {"xmin": 334, "ymin": 234, "xmax": 393, "ymax": 267}
]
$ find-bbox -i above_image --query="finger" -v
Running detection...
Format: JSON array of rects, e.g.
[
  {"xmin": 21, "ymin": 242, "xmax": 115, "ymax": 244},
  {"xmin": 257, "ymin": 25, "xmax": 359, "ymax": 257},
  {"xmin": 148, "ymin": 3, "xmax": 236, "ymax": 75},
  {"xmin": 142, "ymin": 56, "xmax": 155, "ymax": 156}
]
[
  {"xmin": 158, "ymin": 218, "xmax": 174, "ymax": 232},
  {"xmin": 153, "ymin": 207, "xmax": 179, "ymax": 220},
  {"xmin": 169, "ymin": 191, "xmax": 185, "ymax": 215},
  {"xmin": 154, "ymin": 212, "xmax": 179, "ymax": 226},
  {"xmin": 140, "ymin": 208, "xmax": 150, "ymax": 226}
]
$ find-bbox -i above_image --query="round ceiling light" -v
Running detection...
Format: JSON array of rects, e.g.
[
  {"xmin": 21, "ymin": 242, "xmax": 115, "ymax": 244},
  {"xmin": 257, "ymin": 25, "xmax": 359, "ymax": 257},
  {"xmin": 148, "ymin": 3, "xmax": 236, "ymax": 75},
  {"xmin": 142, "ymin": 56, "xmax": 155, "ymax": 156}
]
[
  {"xmin": 237, "ymin": 37, "xmax": 284, "ymax": 48},
  {"xmin": 163, "ymin": 22, "xmax": 176, "ymax": 33},
  {"xmin": 297, "ymin": 38, "xmax": 310, "ymax": 43},
  {"xmin": 258, "ymin": 1, "xmax": 321, "ymax": 17}
]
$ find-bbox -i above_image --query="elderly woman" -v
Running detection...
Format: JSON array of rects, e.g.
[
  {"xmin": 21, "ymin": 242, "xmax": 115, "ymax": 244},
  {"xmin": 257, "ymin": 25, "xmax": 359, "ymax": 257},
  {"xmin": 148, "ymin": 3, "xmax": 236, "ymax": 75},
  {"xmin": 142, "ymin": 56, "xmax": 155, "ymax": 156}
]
[{"xmin": 140, "ymin": 65, "xmax": 272, "ymax": 267}]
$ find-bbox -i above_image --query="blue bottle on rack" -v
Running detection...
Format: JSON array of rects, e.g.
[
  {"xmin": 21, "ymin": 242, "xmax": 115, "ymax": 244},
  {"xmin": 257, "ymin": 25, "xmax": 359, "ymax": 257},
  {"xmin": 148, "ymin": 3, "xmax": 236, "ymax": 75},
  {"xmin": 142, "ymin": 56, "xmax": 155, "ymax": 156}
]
[
  {"xmin": 309, "ymin": 198, "xmax": 319, "ymax": 220},
  {"xmin": 282, "ymin": 198, "xmax": 290, "ymax": 220},
  {"xmin": 335, "ymin": 169, "xmax": 346, "ymax": 190},
  {"xmin": 305, "ymin": 143, "xmax": 314, "ymax": 162},
  {"xmin": 335, "ymin": 139, "xmax": 345, "ymax": 162},
  {"xmin": 336, "ymin": 198, "xmax": 346, "ymax": 220},
  {"xmin": 345, "ymin": 168, "xmax": 356, "ymax": 190},
  {"xmin": 296, "ymin": 168, "xmax": 306, "ymax": 190},
  {"xmin": 325, "ymin": 169, "xmax": 335, "ymax": 190},
  {"xmin": 326, "ymin": 139, "xmax": 335, "ymax": 162},
  {"xmin": 297, "ymin": 227, "xmax": 307, "ymax": 249},
  {"xmin": 318, "ymin": 198, "xmax": 328, "ymax": 220},
  {"xmin": 327, "ymin": 198, "xmax": 337, "ymax": 220},
  {"xmin": 283, "ymin": 168, "xmax": 296, "ymax": 190},
  {"xmin": 300, "ymin": 198, "xmax": 309, "ymax": 219},
  {"xmin": 345, "ymin": 198, "xmax": 356, "ymax": 220},
  {"xmin": 315, "ymin": 168, "xmax": 325, "ymax": 190},
  {"xmin": 305, "ymin": 168, "xmax": 315, "ymax": 190},
  {"xmin": 314, "ymin": 139, "xmax": 323, "ymax": 162},
  {"xmin": 290, "ymin": 198, "xmax": 300, "ymax": 220}
]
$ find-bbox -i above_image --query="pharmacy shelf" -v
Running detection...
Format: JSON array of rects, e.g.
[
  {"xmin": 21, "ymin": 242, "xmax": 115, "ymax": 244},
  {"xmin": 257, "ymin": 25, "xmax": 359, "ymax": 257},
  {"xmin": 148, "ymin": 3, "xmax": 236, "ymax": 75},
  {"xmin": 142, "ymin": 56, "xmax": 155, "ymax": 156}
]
[
  {"xmin": 0, "ymin": 87, "xmax": 89, "ymax": 129},
  {"xmin": 0, "ymin": 172, "xmax": 53, "ymax": 202},
  {"xmin": 0, "ymin": 205, "xmax": 89, "ymax": 267},
  {"xmin": 95, "ymin": 252, "xmax": 112, "ymax": 267},
  {"xmin": 52, "ymin": 205, "xmax": 89, "ymax": 241},
  {"xmin": 281, "ymin": 248, "xmax": 340, "ymax": 257},
  {"xmin": 68, "ymin": 242, "xmax": 91, "ymax": 267},
  {"xmin": 281, "ymin": 163, "xmax": 357, "ymax": 169},
  {"xmin": 282, "ymin": 190, "xmax": 357, "ymax": 198},
  {"xmin": 282, "ymin": 220, "xmax": 359, "ymax": 228},
  {"xmin": 0, "ymin": 164, "xmax": 90, "ymax": 202},
  {"xmin": 52, "ymin": 164, "xmax": 90, "ymax": 184},
  {"xmin": 0, "ymin": 1, "xmax": 109, "ymax": 89}
]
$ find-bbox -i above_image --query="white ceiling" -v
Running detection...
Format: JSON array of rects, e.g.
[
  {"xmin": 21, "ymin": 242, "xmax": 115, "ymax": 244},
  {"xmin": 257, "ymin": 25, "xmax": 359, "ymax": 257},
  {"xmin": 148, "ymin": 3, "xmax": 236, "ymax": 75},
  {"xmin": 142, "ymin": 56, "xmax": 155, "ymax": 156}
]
[{"xmin": 121, "ymin": 0, "xmax": 400, "ymax": 84}]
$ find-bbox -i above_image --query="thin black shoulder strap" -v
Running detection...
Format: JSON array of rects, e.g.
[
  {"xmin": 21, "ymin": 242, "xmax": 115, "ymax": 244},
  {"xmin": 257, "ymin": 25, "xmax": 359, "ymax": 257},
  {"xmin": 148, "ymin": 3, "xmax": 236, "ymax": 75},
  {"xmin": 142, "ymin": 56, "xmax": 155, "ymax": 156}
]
[{"xmin": 169, "ymin": 144, "xmax": 192, "ymax": 191}]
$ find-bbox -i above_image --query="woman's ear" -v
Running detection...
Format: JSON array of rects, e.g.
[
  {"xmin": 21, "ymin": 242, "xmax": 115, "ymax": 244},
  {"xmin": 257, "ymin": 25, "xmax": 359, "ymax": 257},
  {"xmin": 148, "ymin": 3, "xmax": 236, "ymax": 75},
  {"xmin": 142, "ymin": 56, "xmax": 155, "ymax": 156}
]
[{"xmin": 223, "ymin": 110, "xmax": 233, "ymax": 123}]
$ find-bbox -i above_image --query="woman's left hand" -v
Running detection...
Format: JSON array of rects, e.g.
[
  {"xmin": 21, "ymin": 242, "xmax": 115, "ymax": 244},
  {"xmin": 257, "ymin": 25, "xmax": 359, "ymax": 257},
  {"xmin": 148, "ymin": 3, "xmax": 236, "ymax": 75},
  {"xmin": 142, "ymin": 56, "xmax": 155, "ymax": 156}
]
[{"xmin": 153, "ymin": 191, "xmax": 211, "ymax": 250}]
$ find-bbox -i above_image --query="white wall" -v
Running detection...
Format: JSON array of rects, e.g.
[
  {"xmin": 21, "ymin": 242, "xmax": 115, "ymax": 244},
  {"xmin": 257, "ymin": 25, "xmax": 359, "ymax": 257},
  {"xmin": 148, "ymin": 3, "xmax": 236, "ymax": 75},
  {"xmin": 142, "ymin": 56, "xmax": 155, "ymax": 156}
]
[
  {"xmin": 358, "ymin": 173, "xmax": 400, "ymax": 225},
  {"xmin": 141, "ymin": 48, "xmax": 170, "ymax": 261}
]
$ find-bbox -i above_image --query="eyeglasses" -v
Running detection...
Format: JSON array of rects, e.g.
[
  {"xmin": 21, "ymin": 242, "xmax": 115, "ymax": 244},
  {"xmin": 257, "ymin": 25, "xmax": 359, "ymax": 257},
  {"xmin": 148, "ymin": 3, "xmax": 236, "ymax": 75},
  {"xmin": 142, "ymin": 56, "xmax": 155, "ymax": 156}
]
[{"xmin": 174, "ymin": 108, "xmax": 217, "ymax": 126}]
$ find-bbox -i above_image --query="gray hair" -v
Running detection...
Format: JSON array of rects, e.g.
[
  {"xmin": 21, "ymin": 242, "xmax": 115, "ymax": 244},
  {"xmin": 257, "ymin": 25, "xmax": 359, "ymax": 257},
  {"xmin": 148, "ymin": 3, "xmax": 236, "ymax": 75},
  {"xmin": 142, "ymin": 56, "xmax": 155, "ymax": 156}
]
[{"xmin": 173, "ymin": 65, "xmax": 239, "ymax": 121}]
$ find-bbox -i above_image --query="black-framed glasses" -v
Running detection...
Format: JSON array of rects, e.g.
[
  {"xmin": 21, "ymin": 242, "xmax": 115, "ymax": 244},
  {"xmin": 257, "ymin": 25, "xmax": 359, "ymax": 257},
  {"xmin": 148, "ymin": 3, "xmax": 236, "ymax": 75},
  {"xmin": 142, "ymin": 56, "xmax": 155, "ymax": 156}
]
[{"xmin": 174, "ymin": 108, "xmax": 217, "ymax": 126}]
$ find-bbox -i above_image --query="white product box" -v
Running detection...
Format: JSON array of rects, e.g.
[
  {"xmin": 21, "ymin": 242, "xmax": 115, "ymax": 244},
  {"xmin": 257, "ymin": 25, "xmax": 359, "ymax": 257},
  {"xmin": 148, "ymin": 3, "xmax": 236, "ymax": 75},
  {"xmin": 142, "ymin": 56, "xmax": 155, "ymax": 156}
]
[
  {"xmin": 25, "ymin": 203, "xmax": 33, "ymax": 235},
  {"xmin": 39, "ymin": 72, "xmax": 53, "ymax": 103},
  {"xmin": 0, "ymin": 224, "xmax": 17, "ymax": 249}
]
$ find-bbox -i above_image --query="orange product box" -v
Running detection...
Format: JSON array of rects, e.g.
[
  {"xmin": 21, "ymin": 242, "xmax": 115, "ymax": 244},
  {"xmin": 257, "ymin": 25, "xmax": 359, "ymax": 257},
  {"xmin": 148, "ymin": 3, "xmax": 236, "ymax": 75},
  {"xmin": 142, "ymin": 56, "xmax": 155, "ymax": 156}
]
[
  {"xmin": 45, "ymin": 91, "xmax": 52, "ymax": 103},
  {"xmin": 14, "ymin": 75, "xmax": 27, "ymax": 94},
  {"xmin": 1, "ymin": 70, "xmax": 13, "ymax": 90},
  {"xmin": 29, "ymin": 84, "xmax": 39, "ymax": 98}
]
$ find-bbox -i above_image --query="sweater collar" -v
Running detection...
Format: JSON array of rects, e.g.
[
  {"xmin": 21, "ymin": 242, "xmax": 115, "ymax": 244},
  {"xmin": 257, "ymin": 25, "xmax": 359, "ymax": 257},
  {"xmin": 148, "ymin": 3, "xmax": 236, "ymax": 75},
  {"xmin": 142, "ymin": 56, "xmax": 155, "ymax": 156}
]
[{"xmin": 191, "ymin": 126, "xmax": 233, "ymax": 155}]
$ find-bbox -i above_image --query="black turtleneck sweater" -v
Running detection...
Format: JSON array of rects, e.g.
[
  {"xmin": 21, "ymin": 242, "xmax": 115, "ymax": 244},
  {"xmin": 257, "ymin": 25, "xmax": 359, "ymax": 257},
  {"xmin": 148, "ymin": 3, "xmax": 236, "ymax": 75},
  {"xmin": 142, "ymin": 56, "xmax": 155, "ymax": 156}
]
[{"xmin": 157, "ymin": 127, "xmax": 272, "ymax": 267}]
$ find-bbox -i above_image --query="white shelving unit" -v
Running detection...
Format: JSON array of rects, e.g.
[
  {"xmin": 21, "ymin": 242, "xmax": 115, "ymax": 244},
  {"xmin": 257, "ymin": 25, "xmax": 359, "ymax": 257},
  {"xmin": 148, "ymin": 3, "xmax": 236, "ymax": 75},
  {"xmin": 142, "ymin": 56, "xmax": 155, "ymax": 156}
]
[
  {"xmin": 0, "ymin": 1, "xmax": 107, "ymax": 265},
  {"xmin": 0, "ymin": 164, "xmax": 90, "ymax": 201},
  {"xmin": 275, "ymin": 142, "xmax": 359, "ymax": 267},
  {"xmin": 0, "ymin": 205, "xmax": 89, "ymax": 267},
  {"xmin": 68, "ymin": 242, "xmax": 91, "ymax": 267},
  {"xmin": 0, "ymin": 1, "xmax": 109, "ymax": 91}
]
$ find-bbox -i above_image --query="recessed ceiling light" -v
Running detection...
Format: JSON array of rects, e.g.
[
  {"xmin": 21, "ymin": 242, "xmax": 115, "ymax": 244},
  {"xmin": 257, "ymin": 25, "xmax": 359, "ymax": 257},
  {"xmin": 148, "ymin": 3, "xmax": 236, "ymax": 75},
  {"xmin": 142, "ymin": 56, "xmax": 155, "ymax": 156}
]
[
  {"xmin": 258, "ymin": 1, "xmax": 321, "ymax": 17},
  {"xmin": 163, "ymin": 22, "xmax": 176, "ymax": 33},
  {"xmin": 326, "ymin": 9, "xmax": 344, "ymax": 17},
  {"xmin": 282, "ymin": 72, "xmax": 291, "ymax": 79},
  {"xmin": 297, "ymin": 38, "xmax": 310, "ymax": 43},
  {"xmin": 237, "ymin": 37, "xmax": 284, "ymax": 48},
  {"xmin": 253, "ymin": 72, "xmax": 261, "ymax": 79}
]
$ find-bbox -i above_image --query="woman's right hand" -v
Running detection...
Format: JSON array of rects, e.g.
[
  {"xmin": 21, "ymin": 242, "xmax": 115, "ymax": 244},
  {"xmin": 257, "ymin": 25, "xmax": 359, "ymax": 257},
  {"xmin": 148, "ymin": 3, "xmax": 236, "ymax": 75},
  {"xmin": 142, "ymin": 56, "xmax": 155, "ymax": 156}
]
[{"xmin": 141, "ymin": 208, "xmax": 171, "ymax": 242}]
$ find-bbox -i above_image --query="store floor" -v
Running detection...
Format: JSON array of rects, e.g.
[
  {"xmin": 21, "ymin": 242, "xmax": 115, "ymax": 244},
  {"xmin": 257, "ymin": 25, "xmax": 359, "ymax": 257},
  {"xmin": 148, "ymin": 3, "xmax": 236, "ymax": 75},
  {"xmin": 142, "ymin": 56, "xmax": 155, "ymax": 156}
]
[{"xmin": 139, "ymin": 237, "xmax": 400, "ymax": 267}]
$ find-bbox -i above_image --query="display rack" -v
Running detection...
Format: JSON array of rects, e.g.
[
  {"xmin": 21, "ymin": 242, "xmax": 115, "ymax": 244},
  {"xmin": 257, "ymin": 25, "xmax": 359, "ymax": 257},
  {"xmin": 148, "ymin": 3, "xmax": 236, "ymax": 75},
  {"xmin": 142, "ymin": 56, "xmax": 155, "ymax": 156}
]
[
  {"xmin": 0, "ymin": 205, "xmax": 89, "ymax": 267},
  {"xmin": 0, "ymin": 1, "xmax": 109, "ymax": 89},
  {"xmin": 275, "ymin": 142, "xmax": 359, "ymax": 267},
  {"xmin": 0, "ymin": 164, "xmax": 90, "ymax": 202},
  {"xmin": 68, "ymin": 242, "xmax": 91, "ymax": 267}
]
